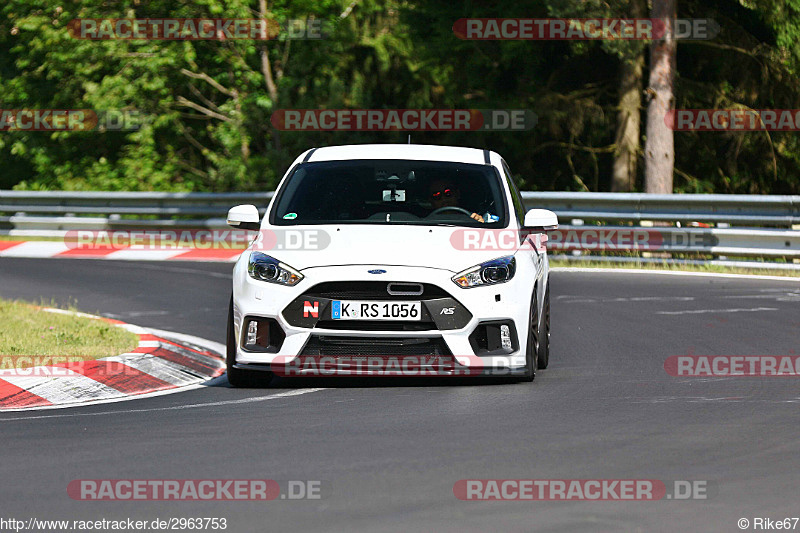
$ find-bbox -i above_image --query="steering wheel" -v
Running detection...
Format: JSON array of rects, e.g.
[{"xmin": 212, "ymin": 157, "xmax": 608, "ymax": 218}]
[{"xmin": 429, "ymin": 206, "xmax": 473, "ymax": 217}]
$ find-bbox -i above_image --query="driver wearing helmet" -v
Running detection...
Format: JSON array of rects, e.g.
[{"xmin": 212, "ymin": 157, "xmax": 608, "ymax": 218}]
[{"xmin": 428, "ymin": 179, "xmax": 497, "ymax": 223}]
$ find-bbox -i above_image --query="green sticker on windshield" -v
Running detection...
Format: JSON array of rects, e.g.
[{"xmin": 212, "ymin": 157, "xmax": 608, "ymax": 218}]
[{"xmin": 283, "ymin": 213, "xmax": 297, "ymax": 220}]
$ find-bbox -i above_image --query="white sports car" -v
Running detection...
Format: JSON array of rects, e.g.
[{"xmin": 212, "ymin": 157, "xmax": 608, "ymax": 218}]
[{"xmin": 226, "ymin": 144, "xmax": 557, "ymax": 385}]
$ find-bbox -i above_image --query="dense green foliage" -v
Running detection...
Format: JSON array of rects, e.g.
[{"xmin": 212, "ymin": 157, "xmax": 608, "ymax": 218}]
[{"xmin": 1, "ymin": 0, "xmax": 799, "ymax": 193}]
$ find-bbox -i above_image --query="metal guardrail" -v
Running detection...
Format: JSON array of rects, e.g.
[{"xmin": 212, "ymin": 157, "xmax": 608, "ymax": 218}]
[
  {"xmin": 519, "ymin": 192, "xmax": 800, "ymax": 227},
  {"xmin": 547, "ymin": 226, "xmax": 800, "ymax": 258},
  {"xmin": 0, "ymin": 191, "xmax": 274, "ymax": 230},
  {"xmin": 0, "ymin": 191, "xmax": 273, "ymax": 218},
  {"xmin": 1, "ymin": 190, "xmax": 798, "ymax": 266},
  {"xmin": 518, "ymin": 192, "xmax": 799, "ymax": 265},
  {"xmin": 2, "ymin": 190, "xmax": 798, "ymax": 224}
]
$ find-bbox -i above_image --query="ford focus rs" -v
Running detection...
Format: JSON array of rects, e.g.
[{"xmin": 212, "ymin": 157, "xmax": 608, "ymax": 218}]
[{"xmin": 226, "ymin": 144, "xmax": 557, "ymax": 386}]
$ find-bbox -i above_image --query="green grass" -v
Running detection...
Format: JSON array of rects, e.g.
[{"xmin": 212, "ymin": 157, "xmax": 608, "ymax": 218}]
[
  {"xmin": 550, "ymin": 259, "xmax": 800, "ymax": 278},
  {"xmin": 0, "ymin": 236, "xmax": 65, "ymax": 242},
  {"xmin": 0, "ymin": 298, "xmax": 140, "ymax": 369}
]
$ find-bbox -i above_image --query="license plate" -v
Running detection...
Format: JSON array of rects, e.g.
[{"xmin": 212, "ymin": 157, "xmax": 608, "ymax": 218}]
[{"xmin": 331, "ymin": 300, "xmax": 422, "ymax": 321}]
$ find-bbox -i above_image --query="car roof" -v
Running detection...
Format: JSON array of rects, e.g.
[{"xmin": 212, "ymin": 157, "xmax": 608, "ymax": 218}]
[{"xmin": 305, "ymin": 144, "xmax": 495, "ymax": 165}]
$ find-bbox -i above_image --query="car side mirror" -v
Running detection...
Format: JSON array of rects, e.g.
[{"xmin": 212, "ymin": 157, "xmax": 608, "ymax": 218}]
[
  {"xmin": 523, "ymin": 208, "xmax": 558, "ymax": 230},
  {"xmin": 227, "ymin": 204, "xmax": 261, "ymax": 231}
]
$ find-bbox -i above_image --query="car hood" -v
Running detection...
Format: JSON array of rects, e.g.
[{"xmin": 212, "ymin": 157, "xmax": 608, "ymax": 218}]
[{"xmin": 253, "ymin": 224, "xmax": 517, "ymax": 273}]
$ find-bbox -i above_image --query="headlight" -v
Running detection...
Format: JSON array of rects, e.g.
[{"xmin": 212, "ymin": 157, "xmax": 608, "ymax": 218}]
[
  {"xmin": 248, "ymin": 252, "xmax": 304, "ymax": 286},
  {"xmin": 452, "ymin": 256, "xmax": 516, "ymax": 288}
]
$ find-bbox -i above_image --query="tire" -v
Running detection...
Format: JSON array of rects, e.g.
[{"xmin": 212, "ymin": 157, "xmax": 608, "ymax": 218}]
[
  {"xmin": 522, "ymin": 286, "xmax": 539, "ymax": 382},
  {"xmin": 226, "ymin": 296, "xmax": 273, "ymax": 388},
  {"xmin": 537, "ymin": 283, "xmax": 550, "ymax": 370}
]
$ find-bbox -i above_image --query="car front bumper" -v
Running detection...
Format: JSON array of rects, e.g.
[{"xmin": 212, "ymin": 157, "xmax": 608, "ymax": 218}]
[{"xmin": 232, "ymin": 262, "xmax": 538, "ymax": 376}]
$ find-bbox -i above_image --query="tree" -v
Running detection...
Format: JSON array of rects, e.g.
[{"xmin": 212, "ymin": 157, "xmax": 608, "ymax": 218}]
[
  {"xmin": 1, "ymin": 0, "xmax": 799, "ymax": 194},
  {"xmin": 611, "ymin": 0, "xmax": 646, "ymax": 192},
  {"xmin": 644, "ymin": 0, "xmax": 677, "ymax": 193}
]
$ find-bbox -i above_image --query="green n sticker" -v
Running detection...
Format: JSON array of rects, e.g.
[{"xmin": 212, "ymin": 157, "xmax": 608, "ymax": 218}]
[{"xmin": 283, "ymin": 213, "xmax": 297, "ymax": 219}]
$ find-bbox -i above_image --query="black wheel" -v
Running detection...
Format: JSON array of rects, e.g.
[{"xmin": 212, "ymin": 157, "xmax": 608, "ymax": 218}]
[
  {"xmin": 226, "ymin": 296, "xmax": 273, "ymax": 388},
  {"xmin": 537, "ymin": 283, "xmax": 550, "ymax": 370},
  {"xmin": 523, "ymin": 286, "xmax": 539, "ymax": 382}
]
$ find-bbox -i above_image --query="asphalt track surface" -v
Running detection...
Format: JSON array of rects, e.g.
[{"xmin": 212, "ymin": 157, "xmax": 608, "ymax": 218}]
[{"xmin": 1, "ymin": 258, "xmax": 799, "ymax": 533}]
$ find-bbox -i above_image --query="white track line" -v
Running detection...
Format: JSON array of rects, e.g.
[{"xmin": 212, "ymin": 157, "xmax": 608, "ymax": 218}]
[
  {"xmin": 0, "ymin": 380, "xmax": 219, "ymax": 413},
  {"xmin": 0, "ymin": 388, "xmax": 327, "ymax": 420},
  {"xmin": 552, "ymin": 267, "xmax": 800, "ymax": 283},
  {"xmin": 656, "ymin": 307, "xmax": 780, "ymax": 315}
]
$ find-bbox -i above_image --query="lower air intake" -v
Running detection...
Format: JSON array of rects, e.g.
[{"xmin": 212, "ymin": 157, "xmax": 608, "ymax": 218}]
[{"xmin": 300, "ymin": 336, "xmax": 452, "ymax": 356}]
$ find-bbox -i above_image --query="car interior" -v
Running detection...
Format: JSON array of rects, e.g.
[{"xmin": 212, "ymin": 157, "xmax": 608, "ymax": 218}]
[{"xmin": 273, "ymin": 160, "xmax": 504, "ymax": 225}]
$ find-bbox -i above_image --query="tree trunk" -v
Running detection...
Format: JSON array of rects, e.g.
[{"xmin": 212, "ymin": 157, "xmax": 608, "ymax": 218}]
[
  {"xmin": 612, "ymin": 0, "xmax": 646, "ymax": 192},
  {"xmin": 259, "ymin": 0, "xmax": 279, "ymax": 104},
  {"xmin": 644, "ymin": 0, "xmax": 676, "ymax": 194},
  {"xmin": 612, "ymin": 53, "xmax": 644, "ymax": 192},
  {"xmin": 259, "ymin": 0, "xmax": 281, "ymax": 149}
]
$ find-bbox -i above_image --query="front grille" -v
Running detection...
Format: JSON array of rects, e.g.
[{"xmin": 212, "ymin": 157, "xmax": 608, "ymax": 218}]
[
  {"xmin": 304, "ymin": 281, "xmax": 450, "ymax": 300},
  {"xmin": 301, "ymin": 335, "xmax": 452, "ymax": 356}
]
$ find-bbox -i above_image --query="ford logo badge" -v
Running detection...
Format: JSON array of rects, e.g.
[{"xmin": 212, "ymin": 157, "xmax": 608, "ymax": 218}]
[{"xmin": 368, "ymin": 269, "xmax": 387, "ymax": 274}]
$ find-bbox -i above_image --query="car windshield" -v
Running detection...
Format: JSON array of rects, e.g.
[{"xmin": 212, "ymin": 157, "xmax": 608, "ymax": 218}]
[{"xmin": 271, "ymin": 159, "xmax": 507, "ymax": 227}]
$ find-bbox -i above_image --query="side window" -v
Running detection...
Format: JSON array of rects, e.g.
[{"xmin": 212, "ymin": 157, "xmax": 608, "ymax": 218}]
[{"xmin": 501, "ymin": 160, "xmax": 525, "ymax": 226}]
